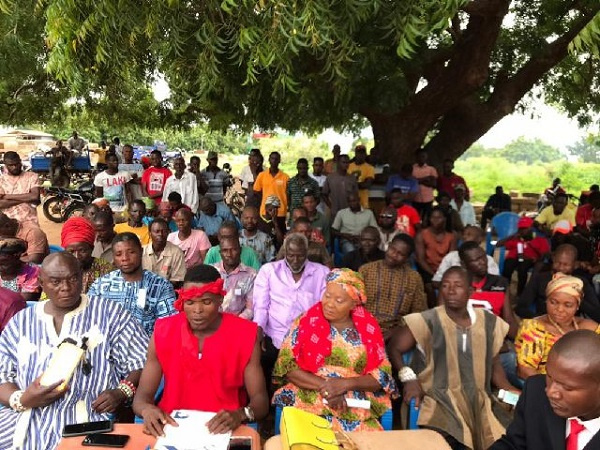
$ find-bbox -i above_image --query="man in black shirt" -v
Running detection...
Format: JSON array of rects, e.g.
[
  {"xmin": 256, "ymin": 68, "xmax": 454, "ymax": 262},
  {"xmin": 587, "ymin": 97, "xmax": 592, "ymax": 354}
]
[
  {"xmin": 481, "ymin": 186, "xmax": 512, "ymax": 229},
  {"xmin": 339, "ymin": 226, "xmax": 384, "ymax": 271}
]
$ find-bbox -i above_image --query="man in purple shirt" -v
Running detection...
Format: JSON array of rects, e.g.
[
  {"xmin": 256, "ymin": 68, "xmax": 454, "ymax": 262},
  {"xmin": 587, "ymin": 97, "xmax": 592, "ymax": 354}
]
[{"xmin": 253, "ymin": 232, "xmax": 330, "ymax": 390}]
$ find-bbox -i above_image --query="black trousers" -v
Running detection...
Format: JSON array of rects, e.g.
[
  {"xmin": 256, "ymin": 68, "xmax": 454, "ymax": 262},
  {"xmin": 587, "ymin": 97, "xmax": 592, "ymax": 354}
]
[
  {"xmin": 502, "ymin": 258, "xmax": 535, "ymax": 294},
  {"xmin": 413, "ymin": 201, "xmax": 433, "ymax": 223},
  {"xmin": 260, "ymin": 336, "xmax": 280, "ymax": 395}
]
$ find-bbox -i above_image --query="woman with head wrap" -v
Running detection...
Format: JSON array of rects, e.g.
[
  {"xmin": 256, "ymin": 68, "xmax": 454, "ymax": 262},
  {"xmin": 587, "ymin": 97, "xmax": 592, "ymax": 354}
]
[
  {"xmin": 0, "ymin": 238, "xmax": 40, "ymax": 301},
  {"xmin": 61, "ymin": 217, "xmax": 113, "ymax": 293},
  {"xmin": 515, "ymin": 273, "xmax": 600, "ymax": 379},
  {"xmin": 272, "ymin": 268, "xmax": 397, "ymax": 432}
]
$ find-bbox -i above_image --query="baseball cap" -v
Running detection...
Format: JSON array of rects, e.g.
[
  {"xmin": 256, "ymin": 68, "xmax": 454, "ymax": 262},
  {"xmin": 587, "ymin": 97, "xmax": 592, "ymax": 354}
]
[
  {"xmin": 517, "ymin": 217, "xmax": 534, "ymax": 229},
  {"xmin": 265, "ymin": 195, "xmax": 281, "ymax": 207},
  {"xmin": 553, "ymin": 220, "xmax": 573, "ymax": 235}
]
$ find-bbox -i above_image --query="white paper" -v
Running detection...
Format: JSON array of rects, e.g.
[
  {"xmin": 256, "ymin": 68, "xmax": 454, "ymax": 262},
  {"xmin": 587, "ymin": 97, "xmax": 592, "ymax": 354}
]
[
  {"xmin": 136, "ymin": 288, "xmax": 147, "ymax": 309},
  {"xmin": 155, "ymin": 410, "xmax": 232, "ymax": 450},
  {"xmin": 323, "ymin": 398, "xmax": 371, "ymax": 409}
]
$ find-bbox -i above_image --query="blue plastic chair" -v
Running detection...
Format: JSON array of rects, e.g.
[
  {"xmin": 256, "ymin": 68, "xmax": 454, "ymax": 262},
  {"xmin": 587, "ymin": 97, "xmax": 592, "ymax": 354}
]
[
  {"xmin": 401, "ymin": 351, "xmax": 421, "ymax": 430},
  {"xmin": 49, "ymin": 245, "xmax": 63, "ymax": 253},
  {"xmin": 485, "ymin": 212, "xmax": 520, "ymax": 273},
  {"xmin": 274, "ymin": 405, "xmax": 393, "ymax": 435}
]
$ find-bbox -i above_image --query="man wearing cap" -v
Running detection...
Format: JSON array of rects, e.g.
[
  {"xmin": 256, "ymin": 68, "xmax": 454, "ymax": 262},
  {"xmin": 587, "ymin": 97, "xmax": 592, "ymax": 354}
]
[
  {"xmin": 497, "ymin": 217, "xmax": 551, "ymax": 295},
  {"xmin": 535, "ymin": 192, "xmax": 576, "ymax": 236},
  {"xmin": 200, "ymin": 151, "xmax": 231, "ymax": 204},
  {"xmin": 450, "ymin": 184, "xmax": 476, "ymax": 226},
  {"xmin": 253, "ymin": 152, "xmax": 289, "ymax": 226},
  {"xmin": 257, "ymin": 195, "xmax": 285, "ymax": 249}
]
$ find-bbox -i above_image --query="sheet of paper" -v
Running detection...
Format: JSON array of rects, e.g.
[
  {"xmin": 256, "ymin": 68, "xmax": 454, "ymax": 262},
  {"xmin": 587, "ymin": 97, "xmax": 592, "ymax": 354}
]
[
  {"xmin": 154, "ymin": 410, "xmax": 232, "ymax": 450},
  {"xmin": 323, "ymin": 398, "xmax": 371, "ymax": 409}
]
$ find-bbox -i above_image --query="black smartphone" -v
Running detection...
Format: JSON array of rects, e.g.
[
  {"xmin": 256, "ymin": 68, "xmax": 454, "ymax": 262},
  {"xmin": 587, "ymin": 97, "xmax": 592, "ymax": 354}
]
[
  {"xmin": 228, "ymin": 436, "xmax": 252, "ymax": 450},
  {"xmin": 62, "ymin": 420, "xmax": 113, "ymax": 437},
  {"xmin": 81, "ymin": 433, "xmax": 129, "ymax": 448}
]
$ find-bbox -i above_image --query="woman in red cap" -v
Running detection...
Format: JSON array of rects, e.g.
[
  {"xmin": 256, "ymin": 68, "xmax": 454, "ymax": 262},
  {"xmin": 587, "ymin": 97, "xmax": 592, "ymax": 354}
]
[
  {"xmin": 61, "ymin": 217, "xmax": 114, "ymax": 293},
  {"xmin": 496, "ymin": 216, "xmax": 550, "ymax": 295}
]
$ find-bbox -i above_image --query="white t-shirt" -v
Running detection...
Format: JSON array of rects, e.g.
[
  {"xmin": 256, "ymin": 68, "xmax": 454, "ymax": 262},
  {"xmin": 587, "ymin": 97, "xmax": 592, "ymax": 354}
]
[
  {"xmin": 94, "ymin": 170, "xmax": 132, "ymax": 212},
  {"xmin": 239, "ymin": 165, "xmax": 255, "ymax": 189}
]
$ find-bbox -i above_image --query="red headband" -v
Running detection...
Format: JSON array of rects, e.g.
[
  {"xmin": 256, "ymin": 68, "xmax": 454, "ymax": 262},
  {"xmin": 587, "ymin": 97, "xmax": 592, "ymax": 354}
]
[{"xmin": 174, "ymin": 278, "xmax": 226, "ymax": 312}]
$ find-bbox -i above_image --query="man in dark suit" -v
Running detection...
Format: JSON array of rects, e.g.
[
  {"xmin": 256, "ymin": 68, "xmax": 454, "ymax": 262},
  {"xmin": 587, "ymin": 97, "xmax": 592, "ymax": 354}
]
[{"xmin": 490, "ymin": 330, "xmax": 600, "ymax": 450}]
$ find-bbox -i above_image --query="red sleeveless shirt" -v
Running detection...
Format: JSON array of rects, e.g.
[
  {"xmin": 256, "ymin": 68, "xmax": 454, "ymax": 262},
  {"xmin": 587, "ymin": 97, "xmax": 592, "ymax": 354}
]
[{"xmin": 154, "ymin": 312, "xmax": 258, "ymax": 414}]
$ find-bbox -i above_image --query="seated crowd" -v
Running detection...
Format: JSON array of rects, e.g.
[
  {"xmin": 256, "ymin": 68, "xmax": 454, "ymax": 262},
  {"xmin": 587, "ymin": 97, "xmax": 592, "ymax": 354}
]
[{"xmin": 0, "ymin": 146, "xmax": 599, "ymax": 450}]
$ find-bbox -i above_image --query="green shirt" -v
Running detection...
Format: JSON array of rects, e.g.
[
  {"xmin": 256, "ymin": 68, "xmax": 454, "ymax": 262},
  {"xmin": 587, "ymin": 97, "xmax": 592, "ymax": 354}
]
[{"xmin": 203, "ymin": 245, "xmax": 261, "ymax": 270}]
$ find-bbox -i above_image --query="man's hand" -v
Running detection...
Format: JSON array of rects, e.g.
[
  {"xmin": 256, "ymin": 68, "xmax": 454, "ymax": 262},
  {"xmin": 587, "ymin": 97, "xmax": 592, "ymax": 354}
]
[
  {"xmin": 92, "ymin": 388, "xmax": 127, "ymax": 413},
  {"xmin": 402, "ymin": 380, "xmax": 424, "ymax": 408},
  {"xmin": 141, "ymin": 405, "xmax": 178, "ymax": 437},
  {"xmin": 325, "ymin": 394, "xmax": 347, "ymax": 413},
  {"xmin": 206, "ymin": 409, "xmax": 243, "ymax": 434},
  {"xmin": 20, "ymin": 377, "xmax": 68, "ymax": 409}
]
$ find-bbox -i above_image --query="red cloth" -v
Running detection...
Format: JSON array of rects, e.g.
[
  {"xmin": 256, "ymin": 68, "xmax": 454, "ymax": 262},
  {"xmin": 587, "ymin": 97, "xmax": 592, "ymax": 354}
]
[
  {"xmin": 141, "ymin": 167, "xmax": 172, "ymax": 205},
  {"xmin": 437, "ymin": 174, "xmax": 468, "ymax": 199},
  {"xmin": 504, "ymin": 236, "xmax": 550, "ymax": 261},
  {"xmin": 0, "ymin": 287, "xmax": 26, "ymax": 333},
  {"xmin": 470, "ymin": 277, "xmax": 505, "ymax": 316},
  {"xmin": 294, "ymin": 302, "xmax": 386, "ymax": 375},
  {"xmin": 566, "ymin": 419, "xmax": 585, "ymax": 450},
  {"xmin": 61, "ymin": 217, "xmax": 96, "ymax": 248},
  {"xmin": 576, "ymin": 204, "xmax": 593, "ymax": 232},
  {"xmin": 154, "ymin": 312, "xmax": 257, "ymax": 414},
  {"xmin": 174, "ymin": 279, "xmax": 226, "ymax": 312},
  {"xmin": 395, "ymin": 204, "xmax": 421, "ymax": 237}
]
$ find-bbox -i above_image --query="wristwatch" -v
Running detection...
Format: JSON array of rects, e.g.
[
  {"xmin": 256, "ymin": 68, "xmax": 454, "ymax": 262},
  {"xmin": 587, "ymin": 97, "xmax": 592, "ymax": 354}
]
[{"xmin": 243, "ymin": 406, "xmax": 255, "ymax": 422}]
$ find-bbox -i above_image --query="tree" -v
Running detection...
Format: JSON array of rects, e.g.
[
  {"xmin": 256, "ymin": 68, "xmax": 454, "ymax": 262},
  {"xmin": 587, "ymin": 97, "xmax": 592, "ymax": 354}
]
[
  {"xmin": 500, "ymin": 137, "xmax": 563, "ymax": 165},
  {"xmin": 568, "ymin": 135, "xmax": 600, "ymax": 163},
  {"xmin": 3, "ymin": 0, "xmax": 600, "ymax": 168}
]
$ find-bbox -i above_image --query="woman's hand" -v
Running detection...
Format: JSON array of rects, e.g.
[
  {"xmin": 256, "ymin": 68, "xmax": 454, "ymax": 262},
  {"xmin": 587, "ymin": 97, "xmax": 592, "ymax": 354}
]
[
  {"xmin": 20, "ymin": 377, "xmax": 67, "ymax": 409},
  {"xmin": 92, "ymin": 389, "xmax": 127, "ymax": 414},
  {"xmin": 320, "ymin": 378, "xmax": 350, "ymax": 400},
  {"xmin": 326, "ymin": 394, "xmax": 347, "ymax": 413},
  {"xmin": 206, "ymin": 409, "xmax": 243, "ymax": 434},
  {"xmin": 141, "ymin": 405, "xmax": 177, "ymax": 437},
  {"xmin": 402, "ymin": 380, "xmax": 424, "ymax": 408}
]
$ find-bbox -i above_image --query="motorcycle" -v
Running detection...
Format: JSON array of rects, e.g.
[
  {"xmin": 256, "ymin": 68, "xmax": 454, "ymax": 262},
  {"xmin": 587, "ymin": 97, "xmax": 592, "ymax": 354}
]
[{"xmin": 42, "ymin": 180, "xmax": 95, "ymax": 223}]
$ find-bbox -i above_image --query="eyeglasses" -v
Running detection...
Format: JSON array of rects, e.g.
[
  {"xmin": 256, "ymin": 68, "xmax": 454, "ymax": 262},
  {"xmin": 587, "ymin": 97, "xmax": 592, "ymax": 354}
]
[{"xmin": 379, "ymin": 214, "xmax": 395, "ymax": 218}]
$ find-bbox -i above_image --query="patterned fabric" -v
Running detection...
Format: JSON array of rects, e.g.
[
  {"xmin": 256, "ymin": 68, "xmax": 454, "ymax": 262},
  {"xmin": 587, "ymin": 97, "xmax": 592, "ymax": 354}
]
[
  {"xmin": 359, "ymin": 260, "xmax": 427, "ymax": 332},
  {"xmin": 404, "ymin": 306, "xmax": 509, "ymax": 450},
  {"xmin": 82, "ymin": 258, "xmax": 114, "ymax": 293},
  {"xmin": 200, "ymin": 168, "xmax": 230, "ymax": 203},
  {"xmin": 287, "ymin": 175, "xmax": 320, "ymax": 212},
  {"xmin": 0, "ymin": 262, "xmax": 41, "ymax": 294},
  {"xmin": 273, "ymin": 316, "xmax": 396, "ymax": 432},
  {"xmin": 545, "ymin": 273, "xmax": 583, "ymax": 300},
  {"xmin": 87, "ymin": 269, "xmax": 177, "ymax": 334},
  {"xmin": 294, "ymin": 300, "xmax": 386, "ymax": 377},
  {"xmin": 240, "ymin": 230, "xmax": 275, "ymax": 265},
  {"xmin": 0, "ymin": 296, "xmax": 148, "ymax": 450},
  {"xmin": 515, "ymin": 319, "xmax": 600, "ymax": 375},
  {"xmin": 0, "ymin": 171, "xmax": 40, "ymax": 224},
  {"xmin": 326, "ymin": 268, "xmax": 367, "ymax": 304},
  {"xmin": 212, "ymin": 261, "xmax": 257, "ymax": 319}
]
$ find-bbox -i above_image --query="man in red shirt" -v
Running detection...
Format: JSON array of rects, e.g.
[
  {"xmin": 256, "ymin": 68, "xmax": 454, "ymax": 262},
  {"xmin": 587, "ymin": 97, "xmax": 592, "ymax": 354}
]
[
  {"xmin": 437, "ymin": 158, "xmax": 469, "ymax": 200},
  {"xmin": 141, "ymin": 150, "xmax": 172, "ymax": 206},
  {"xmin": 389, "ymin": 189, "xmax": 421, "ymax": 237},
  {"xmin": 576, "ymin": 191, "xmax": 600, "ymax": 236},
  {"xmin": 497, "ymin": 217, "xmax": 550, "ymax": 294}
]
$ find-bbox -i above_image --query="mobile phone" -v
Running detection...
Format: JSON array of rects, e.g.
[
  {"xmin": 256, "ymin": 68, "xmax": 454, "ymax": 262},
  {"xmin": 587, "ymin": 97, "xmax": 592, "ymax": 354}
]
[
  {"xmin": 228, "ymin": 436, "xmax": 252, "ymax": 450},
  {"xmin": 82, "ymin": 433, "xmax": 129, "ymax": 448},
  {"xmin": 62, "ymin": 420, "xmax": 113, "ymax": 437}
]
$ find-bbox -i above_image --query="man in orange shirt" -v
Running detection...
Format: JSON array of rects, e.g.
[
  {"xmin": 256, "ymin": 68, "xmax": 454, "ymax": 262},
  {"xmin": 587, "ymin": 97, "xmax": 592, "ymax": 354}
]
[{"xmin": 253, "ymin": 152, "xmax": 289, "ymax": 223}]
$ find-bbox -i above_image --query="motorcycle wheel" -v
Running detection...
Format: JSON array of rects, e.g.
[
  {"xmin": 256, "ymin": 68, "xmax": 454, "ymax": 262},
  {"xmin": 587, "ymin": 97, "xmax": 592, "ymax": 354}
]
[
  {"xmin": 42, "ymin": 197, "xmax": 65, "ymax": 223},
  {"xmin": 63, "ymin": 202, "xmax": 86, "ymax": 220}
]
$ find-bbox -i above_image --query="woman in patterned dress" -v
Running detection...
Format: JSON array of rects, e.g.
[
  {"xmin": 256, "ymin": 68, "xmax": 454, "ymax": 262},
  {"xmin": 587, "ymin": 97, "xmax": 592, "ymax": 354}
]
[
  {"xmin": 0, "ymin": 237, "xmax": 41, "ymax": 300},
  {"xmin": 515, "ymin": 273, "xmax": 600, "ymax": 379},
  {"xmin": 272, "ymin": 268, "xmax": 397, "ymax": 432}
]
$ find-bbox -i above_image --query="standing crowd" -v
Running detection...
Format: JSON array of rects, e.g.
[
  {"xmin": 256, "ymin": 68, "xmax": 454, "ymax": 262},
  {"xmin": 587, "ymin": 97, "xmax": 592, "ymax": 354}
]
[{"xmin": 0, "ymin": 142, "xmax": 599, "ymax": 450}]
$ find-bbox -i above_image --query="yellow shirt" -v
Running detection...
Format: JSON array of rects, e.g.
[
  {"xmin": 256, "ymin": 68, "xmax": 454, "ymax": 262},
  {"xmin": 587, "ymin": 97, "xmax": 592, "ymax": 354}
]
[
  {"xmin": 535, "ymin": 205, "xmax": 576, "ymax": 229},
  {"xmin": 114, "ymin": 222, "xmax": 151, "ymax": 245},
  {"xmin": 348, "ymin": 162, "xmax": 375, "ymax": 208},
  {"xmin": 253, "ymin": 170, "xmax": 290, "ymax": 217}
]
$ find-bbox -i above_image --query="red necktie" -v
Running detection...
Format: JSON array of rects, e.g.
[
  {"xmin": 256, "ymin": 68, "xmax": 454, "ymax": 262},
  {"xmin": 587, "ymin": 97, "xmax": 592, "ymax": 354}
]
[{"xmin": 566, "ymin": 419, "xmax": 586, "ymax": 450}]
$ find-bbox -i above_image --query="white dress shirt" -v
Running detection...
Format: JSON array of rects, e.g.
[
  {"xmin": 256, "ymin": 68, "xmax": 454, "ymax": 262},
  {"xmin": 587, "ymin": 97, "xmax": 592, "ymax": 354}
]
[{"xmin": 566, "ymin": 416, "xmax": 600, "ymax": 450}]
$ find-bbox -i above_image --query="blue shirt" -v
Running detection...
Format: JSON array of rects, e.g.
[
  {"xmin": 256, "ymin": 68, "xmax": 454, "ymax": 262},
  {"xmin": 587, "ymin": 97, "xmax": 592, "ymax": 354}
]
[
  {"xmin": 87, "ymin": 269, "xmax": 177, "ymax": 334},
  {"xmin": 193, "ymin": 203, "xmax": 238, "ymax": 236},
  {"xmin": 143, "ymin": 216, "xmax": 178, "ymax": 232},
  {"xmin": 385, "ymin": 174, "xmax": 419, "ymax": 195}
]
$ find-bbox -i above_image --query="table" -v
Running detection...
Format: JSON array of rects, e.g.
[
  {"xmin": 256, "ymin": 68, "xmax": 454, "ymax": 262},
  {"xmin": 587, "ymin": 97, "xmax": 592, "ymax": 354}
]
[
  {"xmin": 264, "ymin": 429, "xmax": 451, "ymax": 450},
  {"xmin": 58, "ymin": 423, "xmax": 261, "ymax": 449}
]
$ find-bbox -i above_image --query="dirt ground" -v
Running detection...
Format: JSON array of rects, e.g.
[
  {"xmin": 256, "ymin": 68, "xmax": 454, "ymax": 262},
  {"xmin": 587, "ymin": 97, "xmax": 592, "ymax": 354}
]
[{"xmin": 37, "ymin": 204, "xmax": 62, "ymax": 246}]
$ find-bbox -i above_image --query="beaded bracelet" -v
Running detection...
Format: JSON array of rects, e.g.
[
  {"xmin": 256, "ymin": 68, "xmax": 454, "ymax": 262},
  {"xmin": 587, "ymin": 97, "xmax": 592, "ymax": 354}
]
[
  {"xmin": 117, "ymin": 380, "xmax": 136, "ymax": 399},
  {"xmin": 9, "ymin": 390, "xmax": 27, "ymax": 412}
]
